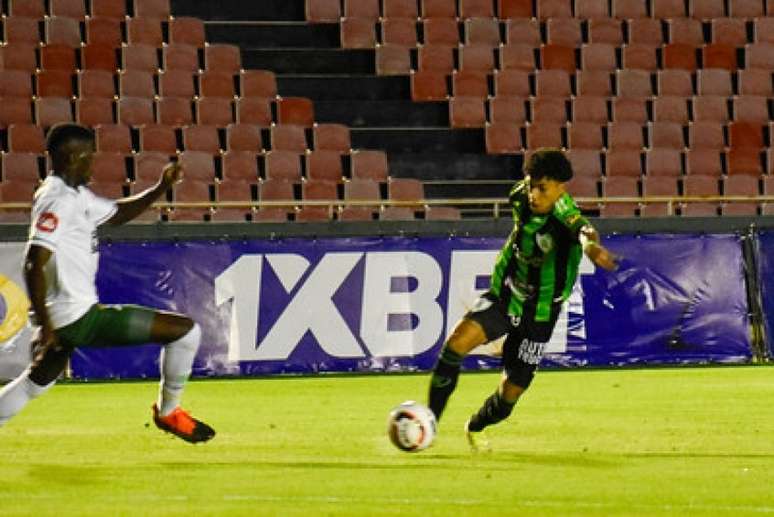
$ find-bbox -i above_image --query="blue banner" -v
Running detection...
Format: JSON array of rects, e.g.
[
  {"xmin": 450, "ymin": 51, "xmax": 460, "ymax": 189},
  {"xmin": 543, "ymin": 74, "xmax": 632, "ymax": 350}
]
[
  {"xmin": 71, "ymin": 234, "xmax": 752, "ymax": 379},
  {"xmin": 758, "ymin": 231, "xmax": 774, "ymax": 356}
]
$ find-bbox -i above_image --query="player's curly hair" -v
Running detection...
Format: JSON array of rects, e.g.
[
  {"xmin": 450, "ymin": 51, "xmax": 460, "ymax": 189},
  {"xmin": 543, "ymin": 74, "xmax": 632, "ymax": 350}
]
[
  {"xmin": 45, "ymin": 123, "xmax": 94, "ymax": 157},
  {"xmin": 523, "ymin": 148, "xmax": 573, "ymax": 182}
]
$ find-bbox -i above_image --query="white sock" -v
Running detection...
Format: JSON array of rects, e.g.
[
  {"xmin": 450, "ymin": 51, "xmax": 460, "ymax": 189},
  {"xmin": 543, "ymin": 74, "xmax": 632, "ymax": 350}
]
[
  {"xmin": 0, "ymin": 370, "xmax": 55, "ymax": 427},
  {"xmin": 157, "ymin": 323, "xmax": 201, "ymax": 416}
]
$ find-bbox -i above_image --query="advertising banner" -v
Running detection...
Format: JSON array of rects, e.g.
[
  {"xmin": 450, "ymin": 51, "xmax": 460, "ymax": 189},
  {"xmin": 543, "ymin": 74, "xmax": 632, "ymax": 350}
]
[
  {"xmin": 64, "ymin": 234, "xmax": 751, "ymax": 379},
  {"xmin": 757, "ymin": 231, "xmax": 774, "ymax": 355},
  {"xmin": 0, "ymin": 242, "xmax": 34, "ymax": 381}
]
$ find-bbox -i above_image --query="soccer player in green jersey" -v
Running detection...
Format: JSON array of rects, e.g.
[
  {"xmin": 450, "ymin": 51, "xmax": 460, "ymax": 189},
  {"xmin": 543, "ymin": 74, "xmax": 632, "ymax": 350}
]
[
  {"xmin": 427, "ymin": 148, "xmax": 618, "ymax": 450},
  {"xmin": 0, "ymin": 123, "xmax": 215, "ymax": 443}
]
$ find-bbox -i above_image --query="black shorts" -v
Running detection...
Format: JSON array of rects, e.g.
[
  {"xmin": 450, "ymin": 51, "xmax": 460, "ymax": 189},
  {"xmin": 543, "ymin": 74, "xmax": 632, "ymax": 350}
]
[{"xmin": 463, "ymin": 292, "xmax": 561, "ymax": 389}]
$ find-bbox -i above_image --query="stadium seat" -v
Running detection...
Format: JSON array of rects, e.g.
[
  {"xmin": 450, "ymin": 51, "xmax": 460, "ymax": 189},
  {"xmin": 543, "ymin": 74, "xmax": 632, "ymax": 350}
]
[
  {"xmin": 126, "ymin": 17, "xmax": 163, "ymax": 46},
  {"xmin": 728, "ymin": 0, "xmax": 764, "ymax": 18},
  {"xmin": 488, "ymin": 96, "xmax": 527, "ymax": 124},
  {"xmin": 199, "ymin": 71, "xmax": 237, "ymax": 98},
  {"xmin": 611, "ymin": 97, "xmax": 648, "ymax": 123},
  {"xmin": 182, "ymin": 125, "xmax": 221, "ymax": 153},
  {"xmin": 537, "ymin": 0, "xmax": 571, "ymax": 18},
  {"xmin": 134, "ymin": 0, "xmax": 171, "ymax": 19},
  {"xmin": 485, "ymin": 123, "xmax": 522, "ymax": 154},
  {"xmin": 81, "ymin": 44, "xmax": 118, "ymax": 71},
  {"xmin": 343, "ymin": 179, "xmax": 380, "ymax": 205},
  {"xmin": 505, "ymin": 19, "xmax": 540, "ymax": 46},
  {"xmin": 383, "ymin": 0, "xmax": 418, "ymax": 18},
  {"xmin": 540, "ymin": 44, "xmax": 576, "ymax": 73},
  {"xmin": 652, "ymin": 96, "xmax": 689, "ymax": 123},
  {"xmin": 711, "ymin": 18, "xmax": 748, "ymax": 46},
  {"xmin": 688, "ymin": 122, "xmax": 725, "ymax": 149},
  {"xmin": 306, "ymin": 151, "xmax": 344, "ymax": 182},
  {"xmin": 461, "ymin": 0, "xmax": 494, "ymax": 17},
  {"xmin": 411, "ymin": 71, "xmax": 448, "ymax": 101},
  {"xmin": 8, "ymin": 124, "xmax": 44, "ymax": 153},
  {"xmin": 697, "ymin": 69, "xmax": 733, "ymax": 96},
  {"xmin": 4, "ymin": 17, "xmax": 41, "ymax": 46},
  {"xmin": 737, "ymin": 69, "xmax": 774, "ymax": 96},
  {"xmin": 0, "ymin": 70, "xmax": 33, "ymax": 98},
  {"xmin": 276, "ymin": 97, "xmax": 315, "ymax": 127},
  {"xmin": 546, "ymin": 18, "xmax": 582, "ymax": 47},
  {"xmin": 179, "ymin": 151, "xmax": 216, "ymax": 182},
  {"xmin": 195, "ymin": 97, "xmax": 234, "ymax": 126},
  {"xmin": 653, "ymin": 0, "xmax": 686, "ymax": 17},
  {"xmin": 259, "ymin": 179, "xmax": 295, "ymax": 206},
  {"xmin": 745, "ymin": 43, "xmax": 774, "ymax": 69},
  {"xmin": 493, "ymin": 70, "xmax": 530, "ymax": 97},
  {"xmin": 535, "ymin": 69, "xmax": 571, "ymax": 97},
  {"xmin": 628, "ymin": 19, "xmax": 663, "ymax": 45},
  {"xmin": 122, "ymin": 44, "xmax": 160, "ymax": 72},
  {"xmin": 498, "ymin": 0, "xmax": 532, "ymax": 18},
  {"xmin": 158, "ymin": 70, "xmax": 195, "ymax": 98},
  {"xmin": 568, "ymin": 122, "xmax": 603, "ymax": 149},
  {"xmin": 0, "ymin": 99, "xmax": 33, "ymax": 129},
  {"xmin": 732, "ymin": 96, "xmax": 770, "ymax": 122},
  {"xmin": 265, "ymin": 151, "xmax": 303, "ymax": 183},
  {"xmin": 0, "ymin": 44, "xmax": 37, "ymax": 72},
  {"xmin": 616, "ymin": 70, "xmax": 652, "ymax": 98},
  {"xmin": 422, "ymin": 0, "xmax": 457, "ymax": 17},
  {"xmin": 728, "ymin": 121, "xmax": 764, "ymax": 148},
  {"xmin": 306, "ymin": 0, "xmax": 342, "ymax": 21},
  {"xmin": 530, "ymin": 97, "xmax": 568, "ymax": 123},
  {"xmin": 139, "ymin": 124, "xmax": 178, "ymax": 153},
  {"xmin": 2, "ymin": 152, "xmax": 42, "ymax": 182},
  {"xmin": 580, "ymin": 44, "xmax": 617, "ymax": 71},
  {"xmin": 35, "ymin": 97, "xmax": 73, "ymax": 127},
  {"xmin": 572, "ymin": 96, "xmax": 608, "ymax": 123},
  {"xmin": 588, "ymin": 18, "xmax": 623, "ymax": 45},
  {"xmin": 690, "ymin": 0, "xmax": 725, "ymax": 19},
  {"xmin": 271, "ymin": 125, "xmax": 307, "ymax": 152},
  {"xmin": 351, "ymin": 150, "xmax": 389, "ymax": 181},
  {"xmin": 458, "ymin": 45, "xmax": 495, "ymax": 72},
  {"xmin": 667, "ymin": 18, "xmax": 703, "ymax": 46},
  {"xmin": 344, "ymin": 0, "xmax": 379, "ymax": 18},
  {"xmin": 240, "ymin": 70, "xmax": 277, "ymax": 98},
  {"xmin": 91, "ymin": 152, "xmax": 129, "ymax": 183},
  {"xmin": 566, "ymin": 149, "xmax": 603, "ymax": 178},
  {"xmin": 163, "ymin": 44, "xmax": 200, "ymax": 71},
  {"xmin": 681, "ymin": 174, "xmax": 720, "ymax": 216},
  {"xmin": 235, "ymin": 98, "xmax": 273, "ymax": 126},
  {"xmin": 296, "ymin": 205, "xmax": 333, "ymax": 222},
  {"xmin": 657, "ymin": 69, "xmax": 693, "ymax": 96},
  {"xmin": 645, "ymin": 148, "xmax": 683, "ymax": 176},
  {"xmin": 640, "ymin": 176, "xmax": 679, "ymax": 216},
  {"xmin": 89, "ymin": 180, "xmax": 126, "ymax": 199},
  {"xmin": 376, "ymin": 45, "xmax": 412, "ymax": 75},
  {"xmin": 156, "ymin": 96, "xmax": 194, "ymax": 126},
  {"xmin": 36, "ymin": 70, "xmax": 73, "ymax": 98},
  {"xmin": 425, "ymin": 205, "xmax": 461, "ymax": 220},
  {"xmin": 605, "ymin": 149, "xmax": 643, "ymax": 177},
  {"xmin": 221, "ymin": 152, "xmax": 259, "ymax": 182},
  {"xmin": 95, "ymin": 124, "xmax": 132, "ymax": 153},
  {"xmin": 703, "ymin": 44, "xmax": 737, "ymax": 71},
  {"xmin": 119, "ymin": 70, "xmax": 156, "ymax": 98},
  {"xmin": 44, "ymin": 16, "xmax": 82, "ymax": 48},
  {"xmin": 388, "ymin": 178, "xmax": 424, "ymax": 205},
  {"xmin": 602, "ymin": 176, "xmax": 639, "ymax": 201},
  {"xmin": 75, "ymin": 98, "xmax": 115, "ymax": 126},
  {"xmin": 577, "ymin": 71, "xmax": 613, "ymax": 96},
  {"xmin": 50, "ymin": 0, "xmax": 85, "ymax": 18},
  {"xmin": 685, "ymin": 149, "xmax": 724, "ymax": 176},
  {"xmin": 204, "ymin": 44, "xmax": 242, "ymax": 73},
  {"xmin": 417, "ymin": 45, "xmax": 455, "ymax": 72},
  {"xmin": 526, "ymin": 122, "xmax": 563, "ymax": 149},
  {"xmin": 91, "ymin": 0, "xmax": 126, "ymax": 18},
  {"xmin": 692, "ymin": 95, "xmax": 730, "ymax": 122},
  {"xmin": 312, "ymin": 123, "xmax": 351, "ymax": 153},
  {"xmin": 449, "ymin": 96, "xmax": 486, "ymax": 128},
  {"xmin": 9, "ymin": 0, "xmax": 44, "ymax": 17},
  {"xmin": 498, "ymin": 44, "xmax": 538, "ymax": 71},
  {"xmin": 607, "ymin": 121, "xmax": 644, "ymax": 149},
  {"xmin": 40, "ymin": 44, "xmax": 76, "ymax": 71},
  {"xmin": 133, "ymin": 151, "xmax": 171, "ymax": 184},
  {"xmin": 648, "ymin": 122, "xmax": 685, "ymax": 148},
  {"xmin": 379, "ymin": 206, "xmax": 416, "ymax": 220},
  {"xmin": 422, "ymin": 18, "xmax": 459, "ymax": 47},
  {"xmin": 621, "ymin": 44, "xmax": 657, "ymax": 71},
  {"xmin": 341, "ymin": 18, "xmax": 376, "ymax": 48},
  {"xmin": 381, "ymin": 19, "xmax": 418, "ymax": 47},
  {"xmin": 168, "ymin": 17, "xmax": 206, "ymax": 47},
  {"xmin": 226, "ymin": 123, "xmax": 262, "ymax": 152},
  {"xmin": 78, "ymin": 70, "xmax": 116, "ymax": 98},
  {"xmin": 722, "ymin": 174, "xmax": 760, "ymax": 215},
  {"xmin": 576, "ymin": 0, "xmax": 609, "ymax": 18},
  {"xmin": 726, "ymin": 147, "xmax": 763, "ymax": 175}
]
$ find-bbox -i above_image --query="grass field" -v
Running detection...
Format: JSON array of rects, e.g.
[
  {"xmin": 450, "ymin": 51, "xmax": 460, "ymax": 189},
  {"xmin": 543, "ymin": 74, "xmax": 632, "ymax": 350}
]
[{"xmin": 1, "ymin": 366, "xmax": 774, "ymax": 516}]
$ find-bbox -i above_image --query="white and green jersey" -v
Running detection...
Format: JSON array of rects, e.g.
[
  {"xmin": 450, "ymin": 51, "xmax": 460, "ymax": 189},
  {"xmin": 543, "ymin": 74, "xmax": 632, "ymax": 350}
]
[
  {"xmin": 27, "ymin": 175, "xmax": 117, "ymax": 329},
  {"xmin": 490, "ymin": 180, "xmax": 589, "ymax": 322}
]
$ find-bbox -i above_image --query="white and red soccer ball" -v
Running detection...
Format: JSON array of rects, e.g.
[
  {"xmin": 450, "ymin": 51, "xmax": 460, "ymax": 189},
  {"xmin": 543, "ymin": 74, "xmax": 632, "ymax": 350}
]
[{"xmin": 386, "ymin": 401, "xmax": 437, "ymax": 452}]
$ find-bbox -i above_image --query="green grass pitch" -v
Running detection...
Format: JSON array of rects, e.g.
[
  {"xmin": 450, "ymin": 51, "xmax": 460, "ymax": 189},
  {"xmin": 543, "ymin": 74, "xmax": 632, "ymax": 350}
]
[{"xmin": 1, "ymin": 365, "xmax": 774, "ymax": 516}]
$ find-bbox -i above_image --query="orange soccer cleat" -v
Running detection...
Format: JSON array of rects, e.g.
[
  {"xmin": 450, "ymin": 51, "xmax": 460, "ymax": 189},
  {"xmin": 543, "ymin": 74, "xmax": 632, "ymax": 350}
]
[{"xmin": 152, "ymin": 404, "xmax": 216, "ymax": 444}]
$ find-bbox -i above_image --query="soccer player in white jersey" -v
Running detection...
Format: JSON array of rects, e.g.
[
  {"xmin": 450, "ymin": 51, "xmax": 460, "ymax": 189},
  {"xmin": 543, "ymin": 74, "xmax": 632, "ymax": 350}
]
[{"xmin": 0, "ymin": 123, "xmax": 215, "ymax": 443}]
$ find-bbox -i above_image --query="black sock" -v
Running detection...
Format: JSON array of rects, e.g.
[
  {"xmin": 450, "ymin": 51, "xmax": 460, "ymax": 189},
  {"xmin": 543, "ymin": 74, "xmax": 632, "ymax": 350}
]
[
  {"xmin": 467, "ymin": 391, "xmax": 516, "ymax": 432},
  {"xmin": 427, "ymin": 346, "xmax": 463, "ymax": 421}
]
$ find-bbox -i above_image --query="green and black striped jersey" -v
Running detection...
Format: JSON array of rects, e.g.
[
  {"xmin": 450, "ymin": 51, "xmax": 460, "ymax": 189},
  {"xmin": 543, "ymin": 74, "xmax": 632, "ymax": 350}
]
[{"xmin": 490, "ymin": 180, "xmax": 590, "ymax": 322}]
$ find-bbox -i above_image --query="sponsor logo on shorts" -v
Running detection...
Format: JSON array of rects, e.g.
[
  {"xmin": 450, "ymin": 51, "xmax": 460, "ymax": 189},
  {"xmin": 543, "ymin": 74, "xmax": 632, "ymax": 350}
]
[
  {"xmin": 36, "ymin": 212, "xmax": 59, "ymax": 233},
  {"xmin": 518, "ymin": 339, "xmax": 545, "ymax": 365}
]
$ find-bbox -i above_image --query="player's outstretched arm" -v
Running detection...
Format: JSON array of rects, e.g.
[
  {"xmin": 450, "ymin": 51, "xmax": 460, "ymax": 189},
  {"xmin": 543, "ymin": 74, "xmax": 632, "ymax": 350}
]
[
  {"xmin": 579, "ymin": 225, "xmax": 618, "ymax": 271},
  {"xmin": 106, "ymin": 162, "xmax": 183, "ymax": 225}
]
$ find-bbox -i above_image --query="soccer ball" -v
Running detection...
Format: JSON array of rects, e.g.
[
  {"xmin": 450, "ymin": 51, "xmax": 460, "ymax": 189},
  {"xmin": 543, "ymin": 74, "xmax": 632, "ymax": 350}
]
[{"xmin": 386, "ymin": 401, "xmax": 437, "ymax": 452}]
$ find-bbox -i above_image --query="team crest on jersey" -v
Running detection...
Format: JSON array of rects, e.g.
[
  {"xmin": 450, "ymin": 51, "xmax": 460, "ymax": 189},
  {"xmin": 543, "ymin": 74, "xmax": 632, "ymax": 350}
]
[
  {"xmin": 35, "ymin": 212, "xmax": 58, "ymax": 233},
  {"xmin": 535, "ymin": 232, "xmax": 554, "ymax": 253}
]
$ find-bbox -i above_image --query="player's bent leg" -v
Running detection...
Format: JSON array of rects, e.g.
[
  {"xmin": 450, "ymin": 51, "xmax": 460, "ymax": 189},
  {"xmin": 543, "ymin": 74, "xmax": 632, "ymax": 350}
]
[
  {"xmin": 151, "ymin": 312, "xmax": 215, "ymax": 443},
  {"xmin": 428, "ymin": 318, "xmax": 488, "ymax": 422},
  {"xmin": 0, "ymin": 346, "xmax": 69, "ymax": 427}
]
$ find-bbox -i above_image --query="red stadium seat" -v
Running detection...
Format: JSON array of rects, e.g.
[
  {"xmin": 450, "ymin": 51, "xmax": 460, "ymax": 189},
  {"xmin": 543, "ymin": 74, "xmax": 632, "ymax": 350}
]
[
  {"xmin": 340, "ymin": 18, "xmax": 376, "ymax": 48},
  {"xmin": 133, "ymin": 151, "xmax": 171, "ymax": 184},
  {"xmin": 351, "ymin": 150, "xmax": 389, "ymax": 181},
  {"xmin": 410, "ymin": 71, "xmax": 448, "ymax": 101},
  {"xmin": 530, "ymin": 97, "xmax": 568, "ymax": 123},
  {"xmin": 36, "ymin": 70, "xmax": 73, "ymax": 98},
  {"xmin": 452, "ymin": 71, "xmax": 489, "ymax": 98},
  {"xmin": 572, "ymin": 96, "xmax": 608, "ymax": 124},
  {"xmin": 155, "ymin": 97, "xmax": 194, "ymax": 126},
  {"xmin": 381, "ymin": 19, "xmax": 418, "ymax": 47},
  {"xmin": 4, "ymin": 17, "xmax": 41, "ymax": 46},
  {"xmin": 45, "ymin": 16, "xmax": 82, "ymax": 47},
  {"xmin": 199, "ymin": 71, "xmax": 236, "ymax": 98},
  {"xmin": 608, "ymin": 121, "xmax": 644, "ymax": 149},
  {"xmin": 126, "ymin": 17, "xmax": 163, "ymax": 46},
  {"xmin": 567, "ymin": 122, "xmax": 603, "ymax": 149},
  {"xmin": 0, "ymin": 44, "xmax": 37, "ymax": 72},
  {"xmin": 9, "ymin": 0, "xmax": 44, "ymax": 17},
  {"xmin": 697, "ymin": 69, "xmax": 733, "ymax": 96},
  {"xmin": 485, "ymin": 122, "xmax": 523, "ymax": 154},
  {"xmin": 8, "ymin": 124, "xmax": 44, "ymax": 153},
  {"xmin": 726, "ymin": 147, "xmax": 763, "ymax": 175},
  {"xmin": 464, "ymin": 18, "xmax": 500, "ymax": 47},
  {"xmin": 226, "ymin": 123, "xmax": 262, "ymax": 152},
  {"xmin": 667, "ymin": 18, "xmax": 704, "ymax": 46},
  {"xmin": 0, "ymin": 70, "xmax": 33, "ymax": 98},
  {"xmin": 78, "ymin": 70, "xmax": 115, "ymax": 98},
  {"xmin": 682, "ymin": 174, "xmax": 720, "ymax": 216},
  {"xmin": 169, "ymin": 18, "xmax": 206, "ymax": 47},
  {"xmin": 51, "ymin": 0, "xmax": 85, "ymax": 17},
  {"xmin": 122, "ymin": 44, "xmax": 160, "ymax": 72},
  {"xmin": 306, "ymin": 151, "xmax": 344, "ymax": 182},
  {"xmin": 498, "ymin": 44, "xmax": 537, "ymax": 71},
  {"xmin": 417, "ymin": 45, "xmax": 454, "ymax": 72},
  {"xmin": 546, "ymin": 18, "xmax": 582, "ymax": 47},
  {"xmin": 581, "ymin": 44, "xmax": 616, "ymax": 71},
  {"xmin": 526, "ymin": 122, "xmax": 563, "ymax": 149},
  {"xmin": 75, "ymin": 98, "xmax": 115, "ymax": 126},
  {"xmin": 81, "ymin": 43, "xmax": 118, "ymax": 71},
  {"xmin": 535, "ymin": 69, "xmax": 571, "ymax": 97},
  {"xmin": 537, "ymin": 0, "xmax": 571, "ymax": 18},
  {"xmin": 723, "ymin": 174, "xmax": 760, "ymax": 215},
  {"xmin": 158, "ymin": 70, "xmax": 195, "ymax": 98},
  {"xmin": 95, "ymin": 124, "xmax": 132, "ymax": 153},
  {"xmin": 566, "ymin": 149, "xmax": 603, "ymax": 178},
  {"xmin": 0, "ymin": 99, "xmax": 33, "ymax": 128},
  {"xmin": 182, "ymin": 125, "xmax": 221, "ymax": 153},
  {"xmin": 204, "ymin": 44, "xmax": 241, "ymax": 73},
  {"xmin": 92, "ymin": 0, "xmax": 126, "ymax": 18},
  {"xmin": 645, "ymin": 148, "xmax": 683, "ymax": 176},
  {"xmin": 91, "ymin": 152, "xmax": 129, "ymax": 183},
  {"xmin": 235, "ymin": 98, "xmax": 272, "ymax": 126},
  {"xmin": 628, "ymin": 19, "xmax": 663, "ymax": 46},
  {"xmin": 221, "ymin": 151, "xmax": 259, "ymax": 182},
  {"xmin": 119, "ymin": 70, "xmax": 155, "ymax": 98},
  {"xmin": 40, "ymin": 44, "xmax": 76, "ymax": 71},
  {"xmin": 313, "ymin": 123, "xmax": 351, "ymax": 153},
  {"xmin": 489, "ymin": 96, "xmax": 527, "ymax": 123},
  {"xmin": 588, "ymin": 19, "xmax": 623, "ymax": 45},
  {"xmin": 540, "ymin": 44, "xmax": 576, "ymax": 73},
  {"xmin": 745, "ymin": 43, "xmax": 774, "ymax": 69},
  {"xmin": 383, "ymin": 0, "xmax": 417, "ymax": 18},
  {"xmin": 729, "ymin": 0, "xmax": 764, "ymax": 18},
  {"xmin": 690, "ymin": 0, "xmax": 725, "ymax": 19},
  {"xmin": 605, "ymin": 149, "xmax": 642, "ymax": 177},
  {"xmin": 688, "ymin": 122, "xmax": 725, "ymax": 150},
  {"xmin": 576, "ymin": 0, "xmax": 609, "ymax": 18},
  {"xmin": 271, "ymin": 124, "xmax": 307, "ymax": 152},
  {"xmin": 344, "ymin": 0, "xmax": 379, "ymax": 18},
  {"xmin": 657, "ymin": 69, "xmax": 693, "ymax": 96},
  {"xmin": 240, "ymin": 70, "xmax": 277, "ymax": 98},
  {"xmin": 702, "ymin": 44, "xmax": 737, "ymax": 71},
  {"xmin": 139, "ymin": 124, "xmax": 178, "ymax": 154},
  {"xmin": 732, "ymin": 96, "xmax": 770, "ymax": 123},
  {"xmin": 652, "ymin": 96, "xmax": 689, "ymax": 123},
  {"xmin": 449, "ymin": 96, "xmax": 486, "ymax": 128},
  {"xmin": 653, "ymin": 0, "xmax": 686, "ymax": 17},
  {"xmin": 134, "ymin": 0, "xmax": 171, "ymax": 19},
  {"xmin": 737, "ymin": 69, "xmax": 774, "ymax": 96},
  {"xmin": 493, "ymin": 70, "xmax": 530, "ymax": 97},
  {"xmin": 162, "ymin": 44, "xmax": 200, "ymax": 71},
  {"xmin": 265, "ymin": 151, "xmax": 302, "ymax": 183},
  {"xmin": 498, "ymin": 0, "xmax": 532, "ymax": 18},
  {"xmin": 376, "ymin": 45, "xmax": 412, "ymax": 76},
  {"xmin": 616, "ymin": 69, "xmax": 652, "ymax": 98},
  {"xmin": 621, "ymin": 44, "xmax": 657, "ymax": 71},
  {"xmin": 692, "ymin": 95, "xmax": 729, "ymax": 122},
  {"xmin": 179, "ymin": 151, "xmax": 216, "ymax": 182},
  {"xmin": 458, "ymin": 45, "xmax": 495, "ymax": 72},
  {"xmin": 422, "ymin": 18, "xmax": 459, "ymax": 46},
  {"xmin": 505, "ymin": 19, "xmax": 540, "ymax": 46},
  {"xmin": 35, "ymin": 97, "xmax": 73, "ymax": 127},
  {"xmin": 640, "ymin": 176, "xmax": 678, "ymax": 216},
  {"xmin": 711, "ymin": 18, "xmax": 748, "ymax": 46},
  {"xmin": 306, "ymin": 0, "xmax": 342, "ymax": 21},
  {"xmin": 195, "ymin": 97, "xmax": 234, "ymax": 126},
  {"xmin": 611, "ymin": 97, "xmax": 648, "ymax": 123},
  {"xmin": 422, "ymin": 0, "xmax": 457, "ymax": 17},
  {"xmin": 648, "ymin": 122, "xmax": 685, "ymax": 148},
  {"xmin": 276, "ymin": 97, "xmax": 315, "ymax": 127}
]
